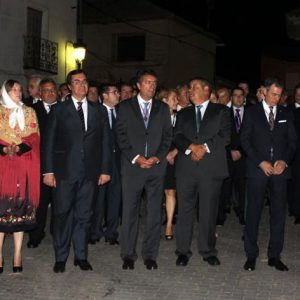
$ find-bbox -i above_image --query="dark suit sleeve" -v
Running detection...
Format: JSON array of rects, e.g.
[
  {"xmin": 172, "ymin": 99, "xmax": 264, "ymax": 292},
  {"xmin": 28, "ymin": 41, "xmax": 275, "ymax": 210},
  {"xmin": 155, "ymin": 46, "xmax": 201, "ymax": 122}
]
[
  {"xmin": 240, "ymin": 109, "xmax": 265, "ymax": 166},
  {"xmin": 99, "ymin": 108, "xmax": 112, "ymax": 175},
  {"xmin": 16, "ymin": 143, "xmax": 32, "ymax": 155},
  {"xmin": 154, "ymin": 104, "xmax": 173, "ymax": 161},
  {"xmin": 283, "ymin": 110, "xmax": 298, "ymax": 165},
  {"xmin": 115, "ymin": 104, "xmax": 137, "ymax": 162},
  {"xmin": 43, "ymin": 105, "xmax": 57, "ymax": 174},
  {"xmin": 173, "ymin": 110, "xmax": 194, "ymax": 153},
  {"xmin": 205, "ymin": 107, "xmax": 231, "ymax": 152}
]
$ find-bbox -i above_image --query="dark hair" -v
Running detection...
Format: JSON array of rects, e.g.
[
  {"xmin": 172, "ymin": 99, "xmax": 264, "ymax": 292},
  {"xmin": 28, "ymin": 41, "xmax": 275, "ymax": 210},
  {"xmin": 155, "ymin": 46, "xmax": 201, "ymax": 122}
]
[
  {"xmin": 232, "ymin": 87, "xmax": 245, "ymax": 95},
  {"xmin": 5, "ymin": 79, "xmax": 21, "ymax": 93},
  {"xmin": 59, "ymin": 82, "xmax": 68, "ymax": 89},
  {"xmin": 189, "ymin": 77, "xmax": 212, "ymax": 94},
  {"xmin": 40, "ymin": 78, "xmax": 57, "ymax": 88},
  {"xmin": 100, "ymin": 83, "xmax": 117, "ymax": 94},
  {"xmin": 136, "ymin": 69, "xmax": 157, "ymax": 83},
  {"xmin": 264, "ymin": 77, "xmax": 284, "ymax": 89},
  {"xmin": 66, "ymin": 69, "xmax": 87, "ymax": 85}
]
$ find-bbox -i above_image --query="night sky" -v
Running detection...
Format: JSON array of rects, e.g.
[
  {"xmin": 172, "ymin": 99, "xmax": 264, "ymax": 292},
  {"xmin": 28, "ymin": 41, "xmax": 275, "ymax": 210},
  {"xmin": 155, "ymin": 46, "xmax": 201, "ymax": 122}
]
[{"xmin": 150, "ymin": 0, "xmax": 299, "ymax": 89}]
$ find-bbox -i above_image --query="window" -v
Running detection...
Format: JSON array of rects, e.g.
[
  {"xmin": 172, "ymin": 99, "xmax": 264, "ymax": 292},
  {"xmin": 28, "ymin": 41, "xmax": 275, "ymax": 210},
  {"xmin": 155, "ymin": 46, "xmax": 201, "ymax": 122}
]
[
  {"xmin": 27, "ymin": 7, "xmax": 42, "ymax": 38},
  {"xmin": 115, "ymin": 34, "xmax": 145, "ymax": 62}
]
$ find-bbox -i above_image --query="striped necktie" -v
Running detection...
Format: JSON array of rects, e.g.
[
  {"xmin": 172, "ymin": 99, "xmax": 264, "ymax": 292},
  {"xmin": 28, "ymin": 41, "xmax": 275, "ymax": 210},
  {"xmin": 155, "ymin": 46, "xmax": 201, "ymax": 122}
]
[{"xmin": 77, "ymin": 102, "xmax": 85, "ymax": 131}]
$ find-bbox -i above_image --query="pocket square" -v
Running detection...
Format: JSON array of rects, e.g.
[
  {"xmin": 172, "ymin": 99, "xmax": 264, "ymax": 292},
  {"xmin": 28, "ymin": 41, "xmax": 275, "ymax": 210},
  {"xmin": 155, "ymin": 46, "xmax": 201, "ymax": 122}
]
[{"xmin": 278, "ymin": 120, "xmax": 287, "ymax": 123}]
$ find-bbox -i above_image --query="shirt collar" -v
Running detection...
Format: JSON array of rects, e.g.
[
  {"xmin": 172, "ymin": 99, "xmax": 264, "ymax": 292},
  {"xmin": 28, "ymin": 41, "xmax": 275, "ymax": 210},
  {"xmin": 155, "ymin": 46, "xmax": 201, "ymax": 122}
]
[
  {"xmin": 262, "ymin": 100, "xmax": 276, "ymax": 112},
  {"xmin": 195, "ymin": 99, "xmax": 209, "ymax": 109},
  {"xmin": 103, "ymin": 103, "xmax": 114, "ymax": 110},
  {"xmin": 71, "ymin": 96, "xmax": 87, "ymax": 106},
  {"xmin": 137, "ymin": 93, "xmax": 152, "ymax": 105}
]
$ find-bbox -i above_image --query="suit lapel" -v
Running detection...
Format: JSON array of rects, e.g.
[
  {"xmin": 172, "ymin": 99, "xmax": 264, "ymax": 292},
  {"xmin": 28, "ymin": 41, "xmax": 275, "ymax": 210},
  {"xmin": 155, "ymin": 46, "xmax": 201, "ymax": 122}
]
[
  {"xmin": 130, "ymin": 97, "xmax": 147, "ymax": 127},
  {"xmin": 148, "ymin": 99, "xmax": 159, "ymax": 128},
  {"xmin": 274, "ymin": 106, "xmax": 284, "ymax": 130},
  {"xmin": 66, "ymin": 98, "xmax": 84, "ymax": 132},
  {"xmin": 258, "ymin": 102, "xmax": 272, "ymax": 130},
  {"xmin": 200, "ymin": 102, "xmax": 214, "ymax": 129}
]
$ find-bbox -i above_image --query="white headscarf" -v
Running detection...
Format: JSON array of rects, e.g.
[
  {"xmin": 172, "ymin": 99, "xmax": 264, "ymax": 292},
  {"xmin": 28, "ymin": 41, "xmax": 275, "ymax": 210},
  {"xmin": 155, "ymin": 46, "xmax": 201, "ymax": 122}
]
[{"xmin": 1, "ymin": 81, "xmax": 25, "ymax": 131}]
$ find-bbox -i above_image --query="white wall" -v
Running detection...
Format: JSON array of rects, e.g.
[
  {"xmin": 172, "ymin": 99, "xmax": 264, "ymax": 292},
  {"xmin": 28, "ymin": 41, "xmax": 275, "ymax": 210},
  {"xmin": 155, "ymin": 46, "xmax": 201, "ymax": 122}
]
[{"xmin": 0, "ymin": 0, "xmax": 77, "ymax": 89}]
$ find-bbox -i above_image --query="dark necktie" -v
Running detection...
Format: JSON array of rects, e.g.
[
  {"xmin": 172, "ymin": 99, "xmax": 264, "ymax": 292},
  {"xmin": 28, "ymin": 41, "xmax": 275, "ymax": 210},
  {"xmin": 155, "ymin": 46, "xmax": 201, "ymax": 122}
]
[
  {"xmin": 196, "ymin": 105, "xmax": 202, "ymax": 132},
  {"xmin": 269, "ymin": 106, "xmax": 274, "ymax": 131},
  {"xmin": 47, "ymin": 104, "xmax": 52, "ymax": 114},
  {"xmin": 235, "ymin": 108, "xmax": 241, "ymax": 133},
  {"xmin": 77, "ymin": 101, "xmax": 85, "ymax": 131},
  {"xmin": 110, "ymin": 108, "xmax": 116, "ymax": 129}
]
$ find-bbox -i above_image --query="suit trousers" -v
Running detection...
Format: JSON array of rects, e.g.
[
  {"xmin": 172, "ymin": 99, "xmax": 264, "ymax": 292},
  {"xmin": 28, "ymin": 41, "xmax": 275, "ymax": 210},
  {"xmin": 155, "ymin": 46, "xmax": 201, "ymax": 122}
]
[
  {"xmin": 176, "ymin": 176, "xmax": 222, "ymax": 258},
  {"xmin": 90, "ymin": 159, "xmax": 121, "ymax": 240},
  {"xmin": 52, "ymin": 178, "xmax": 96, "ymax": 262},
  {"xmin": 29, "ymin": 179, "xmax": 53, "ymax": 242},
  {"xmin": 120, "ymin": 173, "xmax": 164, "ymax": 261},
  {"xmin": 244, "ymin": 176, "xmax": 287, "ymax": 259}
]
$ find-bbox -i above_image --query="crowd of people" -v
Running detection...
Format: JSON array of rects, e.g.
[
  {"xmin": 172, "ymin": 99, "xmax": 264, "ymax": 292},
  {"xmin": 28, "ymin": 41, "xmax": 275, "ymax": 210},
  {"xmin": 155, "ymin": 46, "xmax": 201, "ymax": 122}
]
[{"xmin": 0, "ymin": 69, "xmax": 299, "ymax": 275}]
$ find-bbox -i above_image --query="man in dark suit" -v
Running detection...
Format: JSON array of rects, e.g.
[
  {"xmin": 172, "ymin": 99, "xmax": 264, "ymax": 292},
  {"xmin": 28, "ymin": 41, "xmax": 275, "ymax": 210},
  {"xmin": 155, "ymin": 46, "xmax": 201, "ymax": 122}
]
[
  {"xmin": 89, "ymin": 83, "xmax": 121, "ymax": 245},
  {"xmin": 116, "ymin": 69, "xmax": 172, "ymax": 271},
  {"xmin": 228, "ymin": 87, "xmax": 247, "ymax": 225},
  {"xmin": 43, "ymin": 70, "xmax": 111, "ymax": 273},
  {"xmin": 241, "ymin": 77, "xmax": 298, "ymax": 272},
  {"xmin": 174, "ymin": 77, "xmax": 231, "ymax": 267},
  {"xmin": 23, "ymin": 75, "xmax": 42, "ymax": 106},
  {"xmin": 27, "ymin": 78, "xmax": 58, "ymax": 248},
  {"xmin": 289, "ymin": 84, "xmax": 300, "ymax": 223}
]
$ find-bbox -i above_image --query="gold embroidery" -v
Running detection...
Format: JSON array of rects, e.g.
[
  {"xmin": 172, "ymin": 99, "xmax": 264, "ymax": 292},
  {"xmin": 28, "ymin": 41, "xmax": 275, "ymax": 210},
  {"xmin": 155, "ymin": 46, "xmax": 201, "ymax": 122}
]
[{"xmin": 0, "ymin": 105, "xmax": 39, "ymax": 144}]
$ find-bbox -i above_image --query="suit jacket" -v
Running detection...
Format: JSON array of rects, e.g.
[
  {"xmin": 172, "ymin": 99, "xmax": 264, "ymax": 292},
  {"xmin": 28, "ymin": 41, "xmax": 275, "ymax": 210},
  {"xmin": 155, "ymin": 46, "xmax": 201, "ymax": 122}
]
[
  {"xmin": 240, "ymin": 102, "xmax": 298, "ymax": 179},
  {"xmin": 33, "ymin": 101, "xmax": 57, "ymax": 151},
  {"xmin": 115, "ymin": 97, "xmax": 172, "ymax": 176},
  {"xmin": 43, "ymin": 96, "xmax": 111, "ymax": 181},
  {"xmin": 229, "ymin": 106, "xmax": 248, "ymax": 154},
  {"xmin": 174, "ymin": 102, "xmax": 231, "ymax": 179},
  {"xmin": 100, "ymin": 104, "xmax": 121, "ymax": 172}
]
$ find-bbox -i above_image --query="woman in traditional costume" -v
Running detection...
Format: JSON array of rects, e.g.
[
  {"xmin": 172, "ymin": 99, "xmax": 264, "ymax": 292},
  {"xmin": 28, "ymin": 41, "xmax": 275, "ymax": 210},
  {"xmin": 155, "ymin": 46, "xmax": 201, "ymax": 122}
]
[{"xmin": 0, "ymin": 80, "xmax": 40, "ymax": 273}]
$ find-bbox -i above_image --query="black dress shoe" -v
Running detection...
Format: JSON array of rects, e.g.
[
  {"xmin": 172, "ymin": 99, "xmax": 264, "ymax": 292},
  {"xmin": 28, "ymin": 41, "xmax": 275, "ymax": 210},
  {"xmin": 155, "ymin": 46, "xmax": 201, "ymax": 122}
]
[
  {"xmin": 105, "ymin": 238, "xmax": 119, "ymax": 245},
  {"xmin": 176, "ymin": 254, "xmax": 189, "ymax": 266},
  {"xmin": 244, "ymin": 258, "xmax": 256, "ymax": 271},
  {"xmin": 294, "ymin": 216, "xmax": 300, "ymax": 224},
  {"xmin": 13, "ymin": 265, "xmax": 23, "ymax": 273},
  {"xmin": 74, "ymin": 259, "xmax": 93, "ymax": 271},
  {"xmin": 27, "ymin": 240, "xmax": 39, "ymax": 248},
  {"xmin": 239, "ymin": 215, "xmax": 245, "ymax": 225},
  {"xmin": 53, "ymin": 262, "xmax": 66, "ymax": 273},
  {"xmin": 88, "ymin": 238, "xmax": 99, "ymax": 245},
  {"xmin": 0, "ymin": 258, "xmax": 4, "ymax": 274},
  {"xmin": 122, "ymin": 259, "xmax": 134, "ymax": 270},
  {"xmin": 268, "ymin": 258, "xmax": 288, "ymax": 271},
  {"xmin": 203, "ymin": 256, "xmax": 220, "ymax": 266},
  {"xmin": 216, "ymin": 219, "xmax": 225, "ymax": 226},
  {"xmin": 144, "ymin": 259, "xmax": 158, "ymax": 270}
]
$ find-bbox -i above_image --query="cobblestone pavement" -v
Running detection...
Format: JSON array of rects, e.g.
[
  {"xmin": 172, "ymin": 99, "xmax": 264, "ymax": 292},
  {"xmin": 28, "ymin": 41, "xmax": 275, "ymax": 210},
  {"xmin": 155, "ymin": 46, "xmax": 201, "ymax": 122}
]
[{"xmin": 1, "ymin": 207, "xmax": 300, "ymax": 300}]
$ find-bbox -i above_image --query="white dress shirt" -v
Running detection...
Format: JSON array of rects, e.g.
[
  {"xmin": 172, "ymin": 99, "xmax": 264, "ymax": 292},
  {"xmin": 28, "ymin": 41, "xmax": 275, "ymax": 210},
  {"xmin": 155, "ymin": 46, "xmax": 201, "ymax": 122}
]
[
  {"xmin": 262, "ymin": 100, "xmax": 277, "ymax": 120},
  {"xmin": 103, "ymin": 103, "xmax": 116, "ymax": 129},
  {"xmin": 233, "ymin": 105, "xmax": 244, "ymax": 122}
]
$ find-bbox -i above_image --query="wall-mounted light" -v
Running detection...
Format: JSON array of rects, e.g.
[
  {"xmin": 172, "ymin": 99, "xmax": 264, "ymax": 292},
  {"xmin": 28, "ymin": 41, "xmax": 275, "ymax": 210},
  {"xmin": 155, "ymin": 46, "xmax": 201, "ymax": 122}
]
[{"xmin": 73, "ymin": 40, "xmax": 86, "ymax": 69}]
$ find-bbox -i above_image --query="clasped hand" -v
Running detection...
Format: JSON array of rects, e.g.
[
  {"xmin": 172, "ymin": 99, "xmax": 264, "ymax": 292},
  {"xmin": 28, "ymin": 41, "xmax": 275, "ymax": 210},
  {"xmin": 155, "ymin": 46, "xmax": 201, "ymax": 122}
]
[
  {"xmin": 259, "ymin": 160, "xmax": 286, "ymax": 176},
  {"xmin": 189, "ymin": 144, "xmax": 207, "ymax": 161},
  {"xmin": 3, "ymin": 143, "xmax": 20, "ymax": 157},
  {"xmin": 136, "ymin": 156, "xmax": 160, "ymax": 169}
]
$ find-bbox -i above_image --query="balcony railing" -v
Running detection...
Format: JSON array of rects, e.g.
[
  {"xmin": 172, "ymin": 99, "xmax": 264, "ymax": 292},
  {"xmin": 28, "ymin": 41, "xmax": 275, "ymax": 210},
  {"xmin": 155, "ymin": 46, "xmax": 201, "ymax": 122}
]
[{"xmin": 23, "ymin": 36, "xmax": 58, "ymax": 74}]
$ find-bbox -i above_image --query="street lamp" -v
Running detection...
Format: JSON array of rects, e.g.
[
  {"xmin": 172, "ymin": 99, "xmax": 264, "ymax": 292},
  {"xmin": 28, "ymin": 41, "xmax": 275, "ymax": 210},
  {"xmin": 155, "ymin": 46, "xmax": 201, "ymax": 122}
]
[{"xmin": 73, "ymin": 40, "xmax": 86, "ymax": 69}]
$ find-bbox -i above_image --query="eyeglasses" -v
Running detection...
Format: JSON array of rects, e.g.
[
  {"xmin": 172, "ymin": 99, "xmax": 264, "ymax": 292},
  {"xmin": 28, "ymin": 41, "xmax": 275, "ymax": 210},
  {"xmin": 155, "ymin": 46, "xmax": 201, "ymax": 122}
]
[
  {"xmin": 41, "ymin": 89, "xmax": 57, "ymax": 94},
  {"xmin": 71, "ymin": 79, "xmax": 88, "ymax": 86},
  {"xmin": 106, "ymin": 90, "xmax": 120, "ymax": 95}
]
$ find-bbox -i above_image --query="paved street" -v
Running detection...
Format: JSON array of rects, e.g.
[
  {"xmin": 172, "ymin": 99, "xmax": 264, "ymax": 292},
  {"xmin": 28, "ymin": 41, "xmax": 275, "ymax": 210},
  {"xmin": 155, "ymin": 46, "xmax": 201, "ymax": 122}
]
[{"xmin": 1, "ymin": 207, "xmax": 300, "ymax": 300}]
